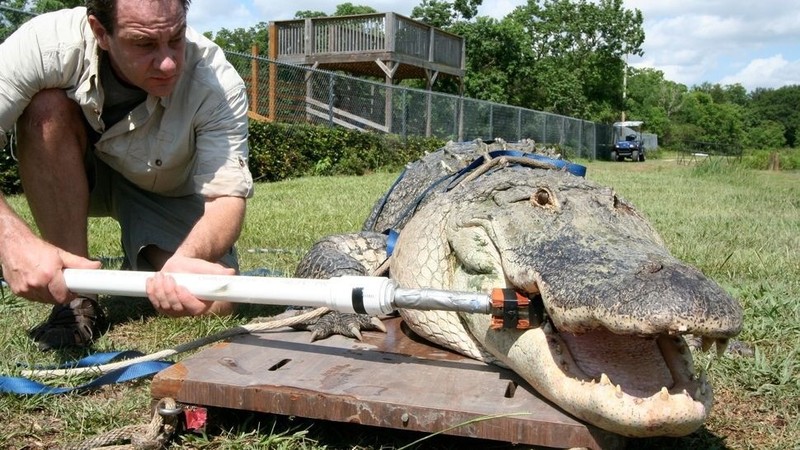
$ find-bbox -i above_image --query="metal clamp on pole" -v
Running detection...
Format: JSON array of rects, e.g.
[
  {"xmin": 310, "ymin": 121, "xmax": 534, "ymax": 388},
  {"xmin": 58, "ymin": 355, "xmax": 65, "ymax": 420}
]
[{"xmin": 490, "ymin": 288, "xmax": 546, "ymax": 330}]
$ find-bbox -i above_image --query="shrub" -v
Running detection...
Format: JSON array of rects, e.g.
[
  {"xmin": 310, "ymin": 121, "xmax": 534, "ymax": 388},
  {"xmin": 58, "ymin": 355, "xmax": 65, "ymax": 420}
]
[
  {"xmin": 741, "ymin": 148, "xmax": 800, "ymax": 171},
  {"xmin": 247, "ymin": 121, "xmax": 443, "ymax": 181}
]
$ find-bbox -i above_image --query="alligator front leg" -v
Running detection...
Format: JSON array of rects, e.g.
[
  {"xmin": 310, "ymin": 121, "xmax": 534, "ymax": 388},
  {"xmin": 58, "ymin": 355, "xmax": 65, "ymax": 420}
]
[
  {"xmin": 291, "ymin": 311, "xmax": 386, "ymax": 341},
  {"xmin": 293, "ymin": 232, "xmax": 390, "ymax": 341}
]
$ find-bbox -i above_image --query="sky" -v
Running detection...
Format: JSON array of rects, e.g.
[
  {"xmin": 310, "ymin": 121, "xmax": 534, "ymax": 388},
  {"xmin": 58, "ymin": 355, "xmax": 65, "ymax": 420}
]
[{"xmin": 187, "ymin": 0, "xmax": 800, "ymax": 92}]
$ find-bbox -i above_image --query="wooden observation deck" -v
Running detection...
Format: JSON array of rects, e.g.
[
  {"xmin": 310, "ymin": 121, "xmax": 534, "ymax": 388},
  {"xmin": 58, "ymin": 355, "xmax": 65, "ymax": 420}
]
[{"xmin": 269, "ymin": 13, "xmax": 465, "ymax": 87}]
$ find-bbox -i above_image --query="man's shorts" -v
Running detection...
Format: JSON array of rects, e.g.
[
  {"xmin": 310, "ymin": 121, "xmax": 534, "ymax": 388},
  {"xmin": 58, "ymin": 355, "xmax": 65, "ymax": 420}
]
[{"xmin": 87, "ymin": 155, "xmax": 239, "ymax": 272}]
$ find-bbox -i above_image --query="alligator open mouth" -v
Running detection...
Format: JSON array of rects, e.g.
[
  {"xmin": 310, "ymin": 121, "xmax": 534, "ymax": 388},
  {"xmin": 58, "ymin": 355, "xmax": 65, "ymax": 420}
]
[
  {"xmin": 521, "ymin": 287, "xmax": 724, "ymax": 397},
  {"xmin": 499, "ymin": 287, "xmax": 727, "ymax": 437}
]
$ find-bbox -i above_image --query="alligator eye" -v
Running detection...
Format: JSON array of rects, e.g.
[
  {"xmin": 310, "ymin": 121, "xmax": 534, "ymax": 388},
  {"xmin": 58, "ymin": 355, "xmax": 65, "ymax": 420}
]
[{"xmin": 533, "ymin": 189, "xmax": 552, "ymax": 206}]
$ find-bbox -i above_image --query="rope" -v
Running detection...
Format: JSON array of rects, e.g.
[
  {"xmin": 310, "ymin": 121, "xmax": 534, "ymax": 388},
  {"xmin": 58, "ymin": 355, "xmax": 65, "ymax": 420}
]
[
  {"xmin": 61, "ymin": 398, "xmax": 179, "ymax": 450},
  {"xmin": 456, "ymin": 155, "xmax": 557, "ymax": 186},
  {"xmin": 22, "ymin": 307, "xmax": 331, "ymax": 379}
]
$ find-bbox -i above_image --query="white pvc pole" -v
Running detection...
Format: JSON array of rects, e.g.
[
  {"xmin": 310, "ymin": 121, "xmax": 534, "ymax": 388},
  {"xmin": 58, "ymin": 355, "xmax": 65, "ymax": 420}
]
[{"xmin": 63, "ymin": 269, "xmax": 397, "ymax": 316}]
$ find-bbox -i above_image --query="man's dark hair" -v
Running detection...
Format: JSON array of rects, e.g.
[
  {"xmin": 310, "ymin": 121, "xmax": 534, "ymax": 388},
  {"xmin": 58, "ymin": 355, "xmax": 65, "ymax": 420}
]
[{"xmin": 86, "ymin": 0, "xmax": 192, "ymax": 34}]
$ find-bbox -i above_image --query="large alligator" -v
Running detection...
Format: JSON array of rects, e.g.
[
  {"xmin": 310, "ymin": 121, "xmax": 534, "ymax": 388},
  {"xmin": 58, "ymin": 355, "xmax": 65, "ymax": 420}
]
[{"xmin": 294, "ymin": 140, "xmax": 743, "ymax": 438}]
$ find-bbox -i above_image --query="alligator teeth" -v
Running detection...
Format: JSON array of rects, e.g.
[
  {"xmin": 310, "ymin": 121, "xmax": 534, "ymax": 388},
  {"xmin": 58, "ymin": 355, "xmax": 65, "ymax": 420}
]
[
  {"xmin": 600, "ymin": 373, "xmax": 612, "ymax": 386},
  {"xmin": 695, "ymin": 387, "xmax": 702, "ymax": 399},
  {"xmin": 659, "ymin": 387, "xmax": 670, "ymax": 401}
]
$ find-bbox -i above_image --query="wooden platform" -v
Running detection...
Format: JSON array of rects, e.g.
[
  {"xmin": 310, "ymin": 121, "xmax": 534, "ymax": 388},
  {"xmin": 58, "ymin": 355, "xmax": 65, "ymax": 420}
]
[{"xmin": 151, "ymin": 317, "xmax": 625, "ymax": 449}]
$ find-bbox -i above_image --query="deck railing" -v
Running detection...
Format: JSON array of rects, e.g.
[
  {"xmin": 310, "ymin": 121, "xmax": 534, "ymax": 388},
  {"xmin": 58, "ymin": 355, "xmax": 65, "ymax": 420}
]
[{"xmin": 271, "ymin": 13, "xmax": 465, "ymax": 75}]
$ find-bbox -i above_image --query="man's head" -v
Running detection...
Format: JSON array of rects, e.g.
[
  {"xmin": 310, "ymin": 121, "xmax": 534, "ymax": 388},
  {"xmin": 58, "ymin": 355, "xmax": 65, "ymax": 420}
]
[{"xmin": 87, "ymin": 0, "xmax": 192, "ymax": 97}]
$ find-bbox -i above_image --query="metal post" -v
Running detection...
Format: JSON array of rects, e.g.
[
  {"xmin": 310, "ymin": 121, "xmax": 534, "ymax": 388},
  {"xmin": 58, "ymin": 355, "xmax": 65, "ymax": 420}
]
[
  {"xmin": 402, "ymin": 89, "xmax": 407, "ymax": 139},
  {"xmin": 328, "ymin": 72, "xmax": 335, "ymax": 126},
  {"xmin": 489, "ymin": 103, "xmax": 494, "ymax": 140}
]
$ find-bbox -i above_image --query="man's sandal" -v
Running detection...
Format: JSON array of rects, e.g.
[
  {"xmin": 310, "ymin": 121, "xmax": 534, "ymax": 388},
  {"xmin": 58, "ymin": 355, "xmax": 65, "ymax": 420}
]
[{"xmin": 28, "ymin": 297, "xmax": 109, "ymax": 351}]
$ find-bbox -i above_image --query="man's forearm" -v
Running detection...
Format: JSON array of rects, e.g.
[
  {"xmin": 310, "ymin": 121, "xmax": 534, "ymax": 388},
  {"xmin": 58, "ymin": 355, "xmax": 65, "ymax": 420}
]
[
  {"xmin": 174, "ymin": 196, "xmax": 246, "ymax": 263},
  {"xmin": 0, "ymin": 196, "xmax": 36, "ymax": 261}
]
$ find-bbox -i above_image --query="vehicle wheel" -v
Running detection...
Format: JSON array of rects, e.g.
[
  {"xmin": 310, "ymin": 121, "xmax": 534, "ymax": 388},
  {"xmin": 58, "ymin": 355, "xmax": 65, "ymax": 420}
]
[
  {"xmin": 631, "ymin": 150, "xmax": 639, "ymax": 162},
  {"xmin": 611, "ymin": 150, "xmax": 618, "ymax": 161},
  {"xmin": 640, "ymin": 153, "xmax": 646, "ymax": 162}
]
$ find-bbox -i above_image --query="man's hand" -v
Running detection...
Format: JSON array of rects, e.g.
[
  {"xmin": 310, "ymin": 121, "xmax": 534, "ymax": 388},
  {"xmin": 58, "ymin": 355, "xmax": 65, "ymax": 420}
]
[
  {"xmin": 1, "ymin": 234, "xmax": 101, "ymax": 305},
  {"xmin": 145, "ymin": 255, "xmax": 235, "ymax": 317}
]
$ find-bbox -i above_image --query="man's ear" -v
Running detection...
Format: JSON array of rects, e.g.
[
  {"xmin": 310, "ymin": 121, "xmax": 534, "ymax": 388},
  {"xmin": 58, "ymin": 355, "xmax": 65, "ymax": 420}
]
[{"xmin": 88, "ymin": 15, "xmax": 111, "ymax": 51}]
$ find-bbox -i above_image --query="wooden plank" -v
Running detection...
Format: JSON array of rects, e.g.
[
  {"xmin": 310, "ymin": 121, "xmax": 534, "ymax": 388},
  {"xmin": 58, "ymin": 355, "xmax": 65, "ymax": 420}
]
[{"xmin": 151, "ymin": 317, "xmax": 625, "ymax": 449}]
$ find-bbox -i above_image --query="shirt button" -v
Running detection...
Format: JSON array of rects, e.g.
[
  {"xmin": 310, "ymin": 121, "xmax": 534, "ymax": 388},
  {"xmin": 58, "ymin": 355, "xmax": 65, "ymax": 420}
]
[{"xmin": 154, "ymin": 159, "xmax": 162, "ymax": 166}]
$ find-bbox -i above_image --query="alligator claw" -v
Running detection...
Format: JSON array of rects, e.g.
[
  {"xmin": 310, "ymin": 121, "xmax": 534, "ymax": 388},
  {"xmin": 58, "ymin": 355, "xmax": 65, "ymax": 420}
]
[
  {"xmin": 371, "ymin": 317, "xmax": 387, "ymax": 332},
  {"xmin": 298, "ymin": 311, "xmax": 386, "ymax": 342}
]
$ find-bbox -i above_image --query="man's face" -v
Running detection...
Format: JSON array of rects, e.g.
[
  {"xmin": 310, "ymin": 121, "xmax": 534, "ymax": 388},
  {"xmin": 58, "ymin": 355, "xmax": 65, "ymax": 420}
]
[{"xmin": 90, "ymin": 0, "xmax": 187, "ymax": 97}]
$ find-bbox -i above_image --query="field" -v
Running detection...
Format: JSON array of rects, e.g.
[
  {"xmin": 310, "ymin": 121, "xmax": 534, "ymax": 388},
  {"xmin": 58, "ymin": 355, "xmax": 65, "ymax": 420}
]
[{"xmin": 0, "ymin": 156, "xmax": 798, "ymax": 449}]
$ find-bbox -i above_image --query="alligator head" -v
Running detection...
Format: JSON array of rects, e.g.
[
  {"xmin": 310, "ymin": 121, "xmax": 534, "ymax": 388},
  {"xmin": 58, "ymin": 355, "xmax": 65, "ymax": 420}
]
[{"xmin": 387, "ymin": 162, "xmax": 743, "ymax": 437}]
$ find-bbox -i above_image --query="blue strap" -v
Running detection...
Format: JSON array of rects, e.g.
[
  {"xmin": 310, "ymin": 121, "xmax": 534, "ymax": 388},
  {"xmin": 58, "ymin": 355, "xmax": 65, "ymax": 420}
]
[
  {"xmin": 0, "ymin": 351, "xmax": 173, "ymax": 395},
  {"xmin": 386, "ymin": 229, "xmax": 400, "ymax": 256}
]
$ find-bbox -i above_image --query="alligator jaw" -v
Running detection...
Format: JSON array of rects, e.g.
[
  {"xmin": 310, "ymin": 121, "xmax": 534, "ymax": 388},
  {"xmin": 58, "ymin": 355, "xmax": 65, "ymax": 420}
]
[
  {"xmin": 467, "ymin": 309, "xmax": 715, "ymax": 437},
  {"xmin": 546, "ymin": 323, "xmax": 715, "ymax": 437}
]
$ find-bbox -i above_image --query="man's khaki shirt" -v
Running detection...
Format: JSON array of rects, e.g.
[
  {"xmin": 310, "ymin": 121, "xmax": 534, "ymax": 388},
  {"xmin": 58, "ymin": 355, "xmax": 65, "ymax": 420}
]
[{"xmin": 0, "ymin": 7, "xmax": 254, "ymax": 198}]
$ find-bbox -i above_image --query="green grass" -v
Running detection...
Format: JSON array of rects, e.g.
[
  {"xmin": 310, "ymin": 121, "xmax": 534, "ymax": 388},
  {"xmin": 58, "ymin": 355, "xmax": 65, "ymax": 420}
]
[{"xmin": 0, "ymin": 159, "xmax": 798, "ymax": 449}]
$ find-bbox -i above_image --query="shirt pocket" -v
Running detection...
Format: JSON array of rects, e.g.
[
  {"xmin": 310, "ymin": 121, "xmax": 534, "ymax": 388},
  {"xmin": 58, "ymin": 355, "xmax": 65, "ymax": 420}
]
[{"xmin": 148, "ymin": 130, "xmax": 195, "ymax": 194}]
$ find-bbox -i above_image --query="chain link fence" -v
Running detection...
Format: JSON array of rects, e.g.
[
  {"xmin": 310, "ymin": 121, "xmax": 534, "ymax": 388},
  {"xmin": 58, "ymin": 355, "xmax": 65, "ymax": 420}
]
[{"xmin": 227, "ymin": 51, "xmax": 618, "ymax": 160}]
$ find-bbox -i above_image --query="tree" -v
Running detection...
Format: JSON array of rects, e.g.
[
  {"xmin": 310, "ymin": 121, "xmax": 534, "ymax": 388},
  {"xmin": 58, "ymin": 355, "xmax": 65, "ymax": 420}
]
[
  {"xmin": 411, "ymin": 0, "xmax": 452, "ymax": 27},
  {"xmin": 334, "ymin": 3, "xmax": 377, "ymax": 16},
  {"xmin": 504, "ymin": 0, "xmax": 644, "ymax": 119},
  {"xmin": 294, "ymin": 10, "xmax": 328, "ymax": 18},
  {"xmin": 448, "ymin": 16, "xmax": 532, "ymax": 103},
  {"xmin": 625, "ymin": 67, "xmax": 687, "ymax": 144},
  {"xmin": 295, "ymin": 3, "xmax": 376, "ymax": 19},
  {"xmin": 204, "ymin": 22, "xmax": 269, "ymax": 55},
  {"xmin": 673, "ymin": 91, "xmax": 745, "ymax": 147},
  {"xmin": 745, "ymin": 120, "xmax": 786, "ymax": 149},
  {"xmin": 412, "ymin": 0, "xmax": 483, "ymax": 28},
  {"xmin": 749, "ymin": 85, "xmax": 800, "ymax": 147},
  {"xmin": 693, "ymin": 82, "xmax": 748, "ymax": 107}
]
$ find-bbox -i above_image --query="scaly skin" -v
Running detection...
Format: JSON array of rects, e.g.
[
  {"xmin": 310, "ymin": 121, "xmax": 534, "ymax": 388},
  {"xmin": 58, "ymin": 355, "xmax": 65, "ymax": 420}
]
[{"xmin": 298, "ymin": 140, "xmax": 743, "ymax": 437}]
